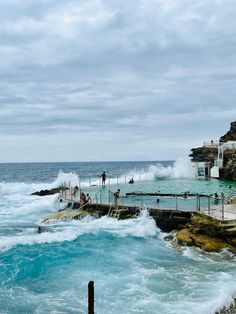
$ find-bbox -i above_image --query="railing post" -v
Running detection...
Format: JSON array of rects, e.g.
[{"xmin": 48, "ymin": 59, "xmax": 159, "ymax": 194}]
[
  {"xmin": 221, "ymin": 193, "xmax": 225, "ymax": 220},
  {"xmin": 175, "ymin": 195, "xmax": 178, "ymax": 210},
  {"xmin": 198, "ymin": 195, "xmax": 201, "ymax": 211},
  {"xmin": 88, "ymin": 281, "xmax": 94, "ymax": 314},
  {"xmin": 196, "ymin": 194, "xmax": 199, "ymax": 211},
  {"xmin": 208, "ymin": 195, "xmax": 210, "ymax": 214}
]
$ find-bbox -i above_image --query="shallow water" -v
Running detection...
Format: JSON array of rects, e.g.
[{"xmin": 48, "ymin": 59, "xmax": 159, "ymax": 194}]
[{"xmin": 0, "ymin": 160, "xmax": 236, "ymax": 313}]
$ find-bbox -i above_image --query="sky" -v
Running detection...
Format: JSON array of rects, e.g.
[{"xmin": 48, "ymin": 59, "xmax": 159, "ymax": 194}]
[{"xmin": 0, "ymin": 0, "xmax": 236, "ymax": 162}]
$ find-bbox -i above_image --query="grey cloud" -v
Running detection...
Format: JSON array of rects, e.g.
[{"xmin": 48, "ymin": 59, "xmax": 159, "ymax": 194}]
[{"xmin": 0, "ymin": 0, "xmax": 236, "ymax": 161}]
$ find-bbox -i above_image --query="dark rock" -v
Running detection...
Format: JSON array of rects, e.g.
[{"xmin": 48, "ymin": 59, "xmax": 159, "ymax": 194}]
[
  {"xmin": 189, "ymin": 146, "xmax": 217, "ymax": 163},
  {"xmin": 31, "ymin": 188, "xmax": 64, "ymax": 196},
  {"xmin": 220, "ymin": 150, "xmax": 236, "ymax": 180},
  {"xmin": 149, "ymin": 208, "xmax": 193, "ymax": 232},
  {"xmin": 220, "ymin": 121, "xmax": 236, "ymax": 142}
]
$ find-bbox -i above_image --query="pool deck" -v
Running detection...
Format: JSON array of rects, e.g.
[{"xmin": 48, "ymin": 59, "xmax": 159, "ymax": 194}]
[
  {"xmin": 46, "ymin": 189, "xmax": 236, "ymax": 226},
  {"xmin": 203, "ymin": 204, "xmax": 236, "ymax": 221}
]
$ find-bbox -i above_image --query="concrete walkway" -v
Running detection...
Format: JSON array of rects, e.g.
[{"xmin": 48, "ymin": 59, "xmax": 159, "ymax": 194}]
[{"xmin": 203, "ymin": 204, "xmax": 236, "ymax": 221}]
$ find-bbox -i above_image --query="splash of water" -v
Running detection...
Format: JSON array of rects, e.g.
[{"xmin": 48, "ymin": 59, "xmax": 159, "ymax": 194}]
[
  {"xmin": 115, "ymin": 158, "xmax": 195, "ymax": 182},
  {"xmin": 153, "ymin": 158, "xmax": 195, "ymax": 179},
  {"xmin": 0, "ymin": 209, "xmax": 157, "ymax": 252},
  {"xmin": 0, "ymin": 159, "xmax": 195, "ymax": 196}
]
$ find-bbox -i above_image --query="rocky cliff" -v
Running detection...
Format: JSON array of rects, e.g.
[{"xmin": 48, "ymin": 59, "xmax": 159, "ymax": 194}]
[
  {"xmin": 189, "ymin": 121, "xmax": 236, "ymax": 181},
  {"xmin": 220, "ymin": 149, "xmax": 236, "ymax": 180},
  {"xmin": 189, "ymin": 146, "xmax": 217, "ymax": 163},
  {"xmin": 220, "ymin": 121, "xmax": 236, "ymax": 142}
]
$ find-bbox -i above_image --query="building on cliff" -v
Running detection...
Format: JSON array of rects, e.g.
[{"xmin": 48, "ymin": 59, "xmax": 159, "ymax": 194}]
[{"xmin": 190, "ymin": 121, "xmax": 236, "ymax": 180}]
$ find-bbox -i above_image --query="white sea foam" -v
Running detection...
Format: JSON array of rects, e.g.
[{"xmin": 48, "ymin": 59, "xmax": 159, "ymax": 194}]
[
  {"xmin": 182, "ymin": 245, "xmax": 236, "ymax": 264},
  {"xmin": 201, "ymin": 274, "xmax": 236, "ymax": 314},
  {"xmin": 153, "ymin": 158, "xmax": 195, "ymax": 179},
  {"xmin": 104, "ymin": 158, "xmax": 195, "ymax": 184},
  {"xmin": 0, "ymin": 182, "xmax": 49, "ymax": 196},
  {"xmin": 0, "ymin": 158, "xmax": 195, "ymax": 197},
  {"xmin": 50, "ymin": 170, "xmax": 80, "ymax": 188},
  {"xmin": 0, "ymin": 209, "xmax": 157, "ymax": 252},
  {"xmin": 80, "ymin": 209, "xmax": 158, "ymax": 238}
]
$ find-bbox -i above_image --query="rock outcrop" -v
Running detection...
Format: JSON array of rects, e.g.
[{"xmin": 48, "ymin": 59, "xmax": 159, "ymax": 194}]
[
  {"xmin": 176, "ymin": 213, "xmax": 236, "ymax": 253},
  {"xmin": 220, "ymin": 149, "xmax": 236, "ymax": 181},
  {"xmin": 189, "ymin": 121, "xmax": 236, "ymax": 180},
  {"xmin": 220, "ymin": 121, "xmax": 236, "ymax": 142},
  {"xmin": 31, "ymin": 188, "xmax": 65, "ymax": 196},
  {"xmin": 189, "ymin": 146, "xmax": 217, "ymax": 163}
]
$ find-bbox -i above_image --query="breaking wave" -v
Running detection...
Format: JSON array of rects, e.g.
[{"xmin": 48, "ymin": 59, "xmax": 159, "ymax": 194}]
[
  {"xmin": 0, "ymin": 209, "xmax": 157, "ymax": 252},
  {"xmin": 115, "ymin": 158, "xmax": 195, "ymax": 183},
  {"xmin": 0, "ymin": 158, "xmax": 195, "ymax": 196}
]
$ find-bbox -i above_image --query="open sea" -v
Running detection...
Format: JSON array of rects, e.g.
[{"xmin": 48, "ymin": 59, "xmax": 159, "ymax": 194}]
[{"xmin": 0, "ymin": 159, "xmax": 236, "ymax": 314}]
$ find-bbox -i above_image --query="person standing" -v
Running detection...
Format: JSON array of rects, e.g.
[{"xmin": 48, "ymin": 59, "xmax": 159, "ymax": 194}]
[
  {"xmin": 86, "ymin": 194, "xmax": 92, "ymax": 204},
  {"xmin": 114, "ymin": 189, "xmax": 120, "ymax": 205},
  {"xmin": 101, "ymin": 171, "xmax": 106, "ymax": 186},
  {"xmin": 80, "ymin": 192, "xmax": 86, "ymax": 205}
]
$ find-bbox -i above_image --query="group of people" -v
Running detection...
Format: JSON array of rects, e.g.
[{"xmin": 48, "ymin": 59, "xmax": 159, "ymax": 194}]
[
  {"xmin": 183, "ymin": 191, "xmax": 191, "ymax": 198},
  {"xmin": 80, "ymin": 192, "xmax": 91, "ymax": 205},
  {"xmin": 72, "ymin": 186, "xmax": 91, "ymax": 205}
]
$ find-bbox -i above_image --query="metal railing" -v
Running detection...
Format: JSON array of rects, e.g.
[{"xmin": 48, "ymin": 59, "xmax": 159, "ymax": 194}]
[
  {"xmin": 59, "ymin": 186, "xmax": 234, "ymax": 222},
  {"xmin": 203, "ymin": 140, "xmax": 219, "ymax": 148},
  {"xmin": 224, "ymin": 190, "xmax": 236, "ymax": 204},
  {"xmin": 107, "ymin": 190, "xmax": 215, "ymax": 212}
]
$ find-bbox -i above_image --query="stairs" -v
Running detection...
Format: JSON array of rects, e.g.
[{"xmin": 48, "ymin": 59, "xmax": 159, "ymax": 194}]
[
  {"xmin": 108, "ymin": 209, "xmax": 121, "ymax": 219},
  {"xmin": 219, "ymin": 220, "xmax": 236, "ymax": 234}
]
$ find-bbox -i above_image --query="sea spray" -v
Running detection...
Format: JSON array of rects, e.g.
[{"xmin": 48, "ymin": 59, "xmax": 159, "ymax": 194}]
[
  {"xmin": 51, "ymin": 158, "xmax": 195, "ymax": 187},
  {"xmin": 153, "ymin": 158, "xmax": 195, "ymax": 179},
  {"xmin": 0, "ymin": 209, "xmax": 157, "ymax": 252},
  {"xmin": 50, "ymin": 170, "xmax": 80, "ymax": 188}
]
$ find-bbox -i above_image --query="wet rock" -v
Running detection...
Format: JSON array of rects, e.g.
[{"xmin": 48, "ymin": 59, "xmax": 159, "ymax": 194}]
[
  {"xmin": 176, "ymin": 228, "xmax": 229, "ymax": 252},
  {"xmin": 176, "ymin": 213, "xmax": 236, "ymax": 253},
  {"xmin": 31, "ymin": 188, "xmax": 65, "ymax": 196},
  {"xmin": 175, "ymin": 229, "xmax": 194, "ymax": 246},
  {"xmin": 216, "ymin": 299, "xmax": 236, "ymax": 314}
]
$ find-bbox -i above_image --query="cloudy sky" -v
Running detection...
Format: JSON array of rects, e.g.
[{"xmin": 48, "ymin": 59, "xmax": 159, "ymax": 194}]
[{"xmin": 0, "ymin": 0, "xmax": 236, "ymax": 162}]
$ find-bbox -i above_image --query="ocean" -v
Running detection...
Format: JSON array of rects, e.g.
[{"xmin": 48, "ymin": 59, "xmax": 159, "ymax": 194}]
[{"xmin": 0, "ymin": 159, "xmax": 236, "ymax": 314}]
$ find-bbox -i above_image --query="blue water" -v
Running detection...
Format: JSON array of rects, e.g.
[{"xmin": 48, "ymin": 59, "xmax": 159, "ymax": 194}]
[{"xmin": 0, "ymin": 160, "xmax": 236, "ymax": 314}]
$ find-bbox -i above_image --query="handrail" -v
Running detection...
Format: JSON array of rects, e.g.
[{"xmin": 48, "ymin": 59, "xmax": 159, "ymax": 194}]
[
  {"xmin": 65, "ymin": 190, "xmax": 104, "ymax": 219},
  {"xmin": 224, "ymin": 191, "xmax": 236, "ymax": 204}
]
